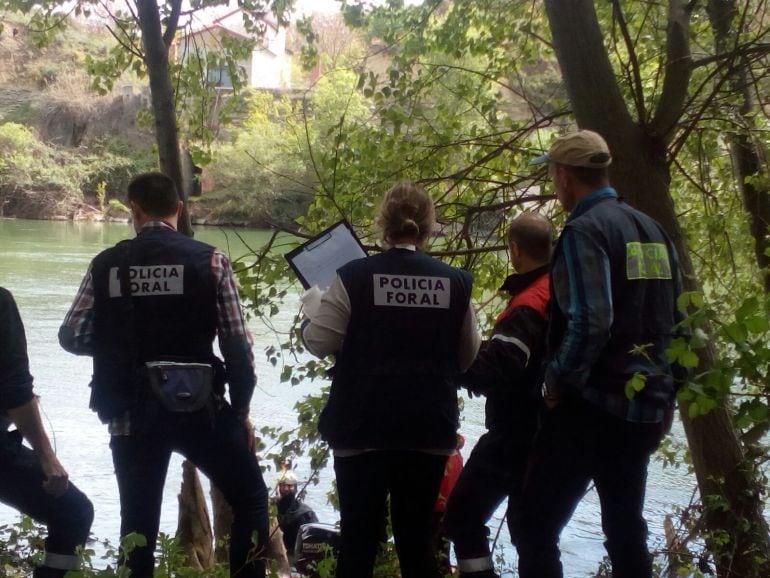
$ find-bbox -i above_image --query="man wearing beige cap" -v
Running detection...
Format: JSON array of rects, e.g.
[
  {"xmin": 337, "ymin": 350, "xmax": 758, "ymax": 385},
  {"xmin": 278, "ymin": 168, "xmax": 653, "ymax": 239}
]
[{"xmin": 513, "ymin": 130, "xmax": 685, "ymax": 577}]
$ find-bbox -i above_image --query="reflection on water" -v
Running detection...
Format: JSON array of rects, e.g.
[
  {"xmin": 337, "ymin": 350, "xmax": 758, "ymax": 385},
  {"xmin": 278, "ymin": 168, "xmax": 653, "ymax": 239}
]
[{"xmin": 0, "ymin": 219, "xmax": 697, "ymax": 576}]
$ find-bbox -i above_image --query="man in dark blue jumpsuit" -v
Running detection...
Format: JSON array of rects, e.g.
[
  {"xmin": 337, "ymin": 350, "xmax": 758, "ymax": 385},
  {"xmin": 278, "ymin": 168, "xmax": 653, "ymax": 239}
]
[
  {"xmin": 443, "ymin": 213, "xmax": 552, "ymax": 578},
  {"xmin": 0, "ymin": 287, "xmax": 93, "ymax": 577},
  {"xmin": 59, "ymin": 172, "xmax": 268, "ymax": 578}
]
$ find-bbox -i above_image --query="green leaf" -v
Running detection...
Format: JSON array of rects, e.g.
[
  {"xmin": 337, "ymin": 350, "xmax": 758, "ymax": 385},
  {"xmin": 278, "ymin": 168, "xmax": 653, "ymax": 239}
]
[
  {"xmin": 748, "ymin": 401, "xmax": 769, "ymax": 422},
  {"xmin": 121, "ymin": 532, "xmax": 148, "ymax": 553},
  {"xmin": 736, "ymin": 297, "xmax": 760, "ymax": 323},
  {"xmin": 678, "ymin": 350, "xmax": 700, "ymax": 368},
  {"xmin": 724, "ymin": 322, "xmax": 748, "ymax": 343},
  {"xmin": 677, "ymin": 291, "xmax": 704, "ymax": 312},
  {"xmin": 624, "ymin": 373, "xmax": 647, "ymax": 400},
  {"xmin": 744, "ymin": 315, "xmax": 769, "ymax": 334}
]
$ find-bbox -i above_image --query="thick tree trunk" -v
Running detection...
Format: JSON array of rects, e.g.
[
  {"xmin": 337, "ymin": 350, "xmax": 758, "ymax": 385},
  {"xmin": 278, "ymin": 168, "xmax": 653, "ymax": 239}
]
[
  {"xmin": 135, "ymin": 0, "xmax": 193, "ymax": 236},
  {"xmin": 542, "ymin": 1, "xmax": 770, "ymax": 575}
]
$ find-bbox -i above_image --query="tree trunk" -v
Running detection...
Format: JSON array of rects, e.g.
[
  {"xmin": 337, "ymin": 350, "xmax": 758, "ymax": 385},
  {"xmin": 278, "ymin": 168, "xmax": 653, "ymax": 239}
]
[
  {"xmin": 212, "ymin": 486, "xmax": 293, "ymax": 574},
  {"xmin": 707, "ymin": 0, "xmax": 770, "ymax": 293},
  {"xmin": 267, "ymin": 518, "xmax": 293, "ymax": 578},
  {"xmin": 542, "ymin": 1, "xmax": 770, "ymax": 575},
  {"xmin": 177, "ymin": 460, "xmax": 214, "ymax": 569},
  {"xmin": 211, "ymin": 484, "xmax": 233, "ymax": 563},
  {"xmin": 135, "ymin": 0, "xmax": 193, "ymax": 236}
]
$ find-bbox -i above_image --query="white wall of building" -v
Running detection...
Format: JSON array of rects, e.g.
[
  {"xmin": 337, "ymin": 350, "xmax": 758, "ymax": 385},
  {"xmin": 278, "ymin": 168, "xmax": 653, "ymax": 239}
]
[{"xmin": 248, "ymin": 26, "xmax": 291, "ymax": 89}]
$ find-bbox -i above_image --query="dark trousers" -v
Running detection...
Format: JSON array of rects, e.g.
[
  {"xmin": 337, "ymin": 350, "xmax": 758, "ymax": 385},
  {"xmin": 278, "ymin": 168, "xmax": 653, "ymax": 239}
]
[
  {"xmin": 513, "ymin": 398, "xmax": 665, "ymax": 578},
  {"xmin": 443, "ymin": 430, "xmax": 530, "ymax": 578},
  {"xmin": 0, "ymin": 430, "xmax": 94, "ymax": 577},
  {"xmin": 110, "ymin": 404, "xmax": 268, "ymax": 578},
  {"xmin": 333, "ymin": 450, "xmax": 447, "ymax": 578}
]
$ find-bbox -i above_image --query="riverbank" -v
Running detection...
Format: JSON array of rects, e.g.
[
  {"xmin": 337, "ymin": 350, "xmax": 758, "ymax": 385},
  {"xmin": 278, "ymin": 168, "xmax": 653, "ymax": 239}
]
[{"xmin": 0, "ymin": 191, "xmax": 276, "ymax": 228}]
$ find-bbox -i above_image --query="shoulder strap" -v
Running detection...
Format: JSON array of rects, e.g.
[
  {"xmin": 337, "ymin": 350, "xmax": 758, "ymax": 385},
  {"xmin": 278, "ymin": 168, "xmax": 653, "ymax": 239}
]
[{"xmin": 118, "ymin": 240, "xmax": 139, "ymax": 366}]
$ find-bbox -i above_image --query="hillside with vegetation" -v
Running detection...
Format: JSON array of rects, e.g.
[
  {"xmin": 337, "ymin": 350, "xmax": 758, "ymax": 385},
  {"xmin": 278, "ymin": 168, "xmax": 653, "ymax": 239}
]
[
  {"xmin": 0, "ymin": 12, "xmax": 159, "ymax": 220},
  {"xmin": 0, "ymin": 10, "xmax": 316, "ymax": 226}
]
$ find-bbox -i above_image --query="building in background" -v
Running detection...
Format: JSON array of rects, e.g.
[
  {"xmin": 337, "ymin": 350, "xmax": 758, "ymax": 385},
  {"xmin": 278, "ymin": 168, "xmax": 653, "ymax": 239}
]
[{"xmin": 175, "ymin": 8, "xmax": 291, "ymax": 90}]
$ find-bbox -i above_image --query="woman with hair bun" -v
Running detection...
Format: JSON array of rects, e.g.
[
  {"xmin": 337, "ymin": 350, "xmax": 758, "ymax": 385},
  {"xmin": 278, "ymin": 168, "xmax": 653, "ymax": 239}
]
[{"xmin": 302, "ymin": 182, "xmax": 480, "ymax": 578}]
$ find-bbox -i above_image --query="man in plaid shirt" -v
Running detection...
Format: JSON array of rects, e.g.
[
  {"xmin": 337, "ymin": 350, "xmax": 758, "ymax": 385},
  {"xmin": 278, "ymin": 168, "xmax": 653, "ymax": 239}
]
[{"xmin": 59, "ymin": 172, "xmax": 268, "ymax": 578}]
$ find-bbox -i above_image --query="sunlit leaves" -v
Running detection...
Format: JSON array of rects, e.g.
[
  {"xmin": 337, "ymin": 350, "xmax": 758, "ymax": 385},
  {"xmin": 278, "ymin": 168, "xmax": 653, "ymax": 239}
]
[
  {"xmin": 625, "ymin": 372, "xmax": 647, "ymax": 400},
  {"xmin": 673, "ymin": 288, "xmax": 770, "ymax": 435}
]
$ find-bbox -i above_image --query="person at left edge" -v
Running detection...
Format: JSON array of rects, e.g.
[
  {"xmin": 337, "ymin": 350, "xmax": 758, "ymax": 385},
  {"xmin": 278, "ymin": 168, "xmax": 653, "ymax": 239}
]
[
  {"xmin": 0, "ymin": 287, "xmax": 94, "ymax": 578},
  {"xmin": 302, "ymin": 182, "xmax": 481, "ymax": 578},
  {"xmin": 58, "ymin": 172, "xmax": 269, "ymax": 578}
]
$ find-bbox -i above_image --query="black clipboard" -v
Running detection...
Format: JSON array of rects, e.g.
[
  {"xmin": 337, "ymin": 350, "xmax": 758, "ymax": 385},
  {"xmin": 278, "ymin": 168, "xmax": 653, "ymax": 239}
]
[{"xmin": 285, "ymin": 220, "xmax": 368, "ymax": 289}]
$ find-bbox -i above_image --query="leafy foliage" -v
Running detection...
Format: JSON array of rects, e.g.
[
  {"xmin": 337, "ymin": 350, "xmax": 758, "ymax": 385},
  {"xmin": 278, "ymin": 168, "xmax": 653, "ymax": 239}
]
[{"xmin": 0, "ymin": 122, "xmax": 143, "ymax": 201}]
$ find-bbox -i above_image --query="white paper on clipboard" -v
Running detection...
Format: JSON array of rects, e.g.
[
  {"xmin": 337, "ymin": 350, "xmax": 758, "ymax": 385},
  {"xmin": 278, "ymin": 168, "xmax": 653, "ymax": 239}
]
[{"xmin": 285, "ymin": 221, "xmax": 367, "ymax": 290}]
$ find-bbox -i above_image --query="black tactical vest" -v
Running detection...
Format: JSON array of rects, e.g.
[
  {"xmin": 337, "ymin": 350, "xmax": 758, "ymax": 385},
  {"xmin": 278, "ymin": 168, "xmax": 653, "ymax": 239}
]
[
  {"xmin": 89, "ymin": 226, "xmax": 218, "ymax": 421},
  {"xmin": 318, "ymin": 248, "xmax": 472, "ymax": 450}
]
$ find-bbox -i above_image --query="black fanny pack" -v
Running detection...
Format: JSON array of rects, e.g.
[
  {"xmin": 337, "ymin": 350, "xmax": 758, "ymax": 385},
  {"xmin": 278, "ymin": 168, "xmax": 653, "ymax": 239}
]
[{"xmin": 146, "ymin": 361, "xmax": 214, "ymax": 413}]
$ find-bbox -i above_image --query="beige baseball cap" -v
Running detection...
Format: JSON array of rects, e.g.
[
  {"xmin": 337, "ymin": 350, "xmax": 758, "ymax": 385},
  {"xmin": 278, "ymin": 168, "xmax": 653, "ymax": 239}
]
[{"xmin": 530, "ymin": 130, "xmax": 612, "ymax": 169}]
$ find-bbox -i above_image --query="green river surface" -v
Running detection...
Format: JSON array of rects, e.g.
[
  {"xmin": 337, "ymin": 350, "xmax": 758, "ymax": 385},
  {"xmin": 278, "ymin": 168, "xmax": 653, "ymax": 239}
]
[{"xmin": 0, "ymin": 218, "xmax": 696, "ymax": 576}]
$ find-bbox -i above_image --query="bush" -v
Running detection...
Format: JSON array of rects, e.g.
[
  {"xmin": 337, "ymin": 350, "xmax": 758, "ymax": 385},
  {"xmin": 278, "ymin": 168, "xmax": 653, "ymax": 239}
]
[
  {"xmin": 0, "ymin": 122, "xmax": 85, "ymax": 195},
  {"xmin": 0, "ymin": 123, "xmax": 154, "ymax": 214},
  {"xmin": 202, "ymin": 92, "xmax": 314, "ymax": 226}
]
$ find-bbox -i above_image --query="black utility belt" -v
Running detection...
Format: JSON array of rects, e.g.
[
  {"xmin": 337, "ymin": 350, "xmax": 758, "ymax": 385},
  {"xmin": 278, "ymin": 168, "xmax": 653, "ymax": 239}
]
[{"xmin": 145, "ymin": 361, "xmax": 215, "ymax": 413}]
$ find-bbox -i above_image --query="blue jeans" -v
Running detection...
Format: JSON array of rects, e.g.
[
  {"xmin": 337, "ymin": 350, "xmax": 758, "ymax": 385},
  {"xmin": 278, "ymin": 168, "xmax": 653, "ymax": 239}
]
[
  {"xmin": 110, "ymin": 404, "xmax": 268, "ymax": 578},
  {"xmin": 0, "ymin": 430, "xmax": 93, "ymax": 577},
  {"xmin": 513, "ymin": 398, "xmax": 665, "ymax": 578},
  {"xmin": 334, "ymin": 450, "xmax": 447, "ymax": 578}
]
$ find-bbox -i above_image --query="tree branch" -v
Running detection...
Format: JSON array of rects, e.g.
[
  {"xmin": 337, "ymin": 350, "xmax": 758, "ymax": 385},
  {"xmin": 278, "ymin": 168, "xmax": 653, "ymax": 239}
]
[
  {"xmin": 611, "ymin": 0, "xmax": 647, "ymax": 124},
  {"xmin": 693, "ymin": 42, "xmax": 770, "ymax": 69},
  {"xmin": 651, "ymin": 0, "xmax": 694, "ymax": 139},
  {"xmin": 104, "ymin": 22, "xmax": 143, "ymax": 59},
  {"xmin": 163, "ymin": 0, "xmax": 183, "ymax": 50},
  {"xmin": 542, "ymin": 0, "xmax": 636, "ymax": 138},
  {"xmin": 99, "ymin": 0, "xmax": 144, "ymax": 58}
]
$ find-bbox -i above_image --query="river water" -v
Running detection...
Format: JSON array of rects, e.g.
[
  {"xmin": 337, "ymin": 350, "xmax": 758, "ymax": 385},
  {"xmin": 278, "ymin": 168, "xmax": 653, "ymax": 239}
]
[{"xmin": 0, "ymin": 218, "xmax": 697, "ymax": 576}]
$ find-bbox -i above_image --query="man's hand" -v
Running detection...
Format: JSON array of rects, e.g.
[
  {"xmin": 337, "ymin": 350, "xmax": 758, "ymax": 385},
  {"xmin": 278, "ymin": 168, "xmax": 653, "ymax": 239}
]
[
  {"xmin": 7, "ymin": 397, "xmax": 70, "ymax": 496},
  {"xmin": 40, "ymin": 454, "xmax": 69, "ymax": 497}
]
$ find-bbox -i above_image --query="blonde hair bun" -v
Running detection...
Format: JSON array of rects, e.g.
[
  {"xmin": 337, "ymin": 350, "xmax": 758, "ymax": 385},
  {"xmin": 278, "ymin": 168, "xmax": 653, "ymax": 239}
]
[{"xmin": 377, "ymin": 182, "xmax": 435, "ymax": 247}]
